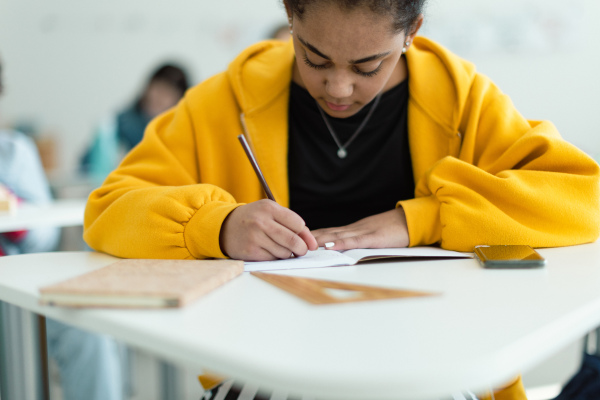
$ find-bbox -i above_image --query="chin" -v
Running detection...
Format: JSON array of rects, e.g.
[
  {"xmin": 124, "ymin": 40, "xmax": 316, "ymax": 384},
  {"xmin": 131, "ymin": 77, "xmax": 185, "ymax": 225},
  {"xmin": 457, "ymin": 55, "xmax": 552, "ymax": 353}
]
[
  {"xmin": 320, "ymin": 101, "xmax": 361, "ymax": 119},
  {"xmin": 325, "ymin": 109, "xmax": 355, "ymax": 119}
]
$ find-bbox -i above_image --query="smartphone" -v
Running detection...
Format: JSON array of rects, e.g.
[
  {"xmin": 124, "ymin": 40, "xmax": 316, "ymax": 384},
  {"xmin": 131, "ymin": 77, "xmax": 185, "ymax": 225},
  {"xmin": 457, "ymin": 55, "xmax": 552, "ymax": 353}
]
[{"xmin": 473, "ymin": 245, "xmax": 546, "ymax": 269}]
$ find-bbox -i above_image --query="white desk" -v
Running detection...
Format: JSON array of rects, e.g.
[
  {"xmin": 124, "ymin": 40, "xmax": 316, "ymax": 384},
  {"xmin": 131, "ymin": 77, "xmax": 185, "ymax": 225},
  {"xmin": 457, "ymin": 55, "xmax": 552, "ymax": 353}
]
[
  {"xmin": 1, "ymin": 244, "xmax": 600, "ymax": 399},
  {"xmin": 0, "ymin": 199, "xmax": 86, "ymax": 233},
  {"xmin": 0, "ymin": 198, "xmax": 88, "ymax": 400}
]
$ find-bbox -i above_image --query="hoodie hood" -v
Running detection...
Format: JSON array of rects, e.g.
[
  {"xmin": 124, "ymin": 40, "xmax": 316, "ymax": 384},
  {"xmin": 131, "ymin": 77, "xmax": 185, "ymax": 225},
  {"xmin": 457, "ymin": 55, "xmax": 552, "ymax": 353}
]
[
  {"xmin": 407, "ymin": 37, "xmax": 477, "ymax": 135},
  {"xmin": 226, "ymin": 39, "xmax": 296, "ymax": 116}
]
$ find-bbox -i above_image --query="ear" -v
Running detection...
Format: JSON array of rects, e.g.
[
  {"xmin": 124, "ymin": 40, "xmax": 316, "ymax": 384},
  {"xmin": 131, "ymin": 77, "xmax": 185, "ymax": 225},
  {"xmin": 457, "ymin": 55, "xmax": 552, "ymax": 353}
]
[
  {"xmin": 283, "ymin": 0, "xmax": 293, "ymax": 21},
  {"xmin": 405, "ymin": 14, "xmax": 424, "ymax": 46}
]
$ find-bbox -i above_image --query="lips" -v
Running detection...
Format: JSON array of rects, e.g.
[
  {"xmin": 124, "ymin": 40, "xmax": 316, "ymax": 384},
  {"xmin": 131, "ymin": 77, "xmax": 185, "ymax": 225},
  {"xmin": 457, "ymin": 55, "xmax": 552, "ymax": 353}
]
[{"xmin": 325, "ymin": 101, "xmax": 351, "ymax": 112}]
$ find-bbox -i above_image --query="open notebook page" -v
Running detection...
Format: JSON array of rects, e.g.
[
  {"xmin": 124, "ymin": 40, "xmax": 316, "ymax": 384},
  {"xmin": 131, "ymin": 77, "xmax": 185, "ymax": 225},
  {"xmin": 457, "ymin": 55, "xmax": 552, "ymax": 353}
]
[
  {"xmin": 244, "ymin": 248, "xmax": 355, "ymax": 272},
  {"xmin": 341, "ymin": 247, "xmax": 470, "ymax": 262},
  {"xmin": 244, "ymin": 247, "xmax": 470, "ymax": 272}
]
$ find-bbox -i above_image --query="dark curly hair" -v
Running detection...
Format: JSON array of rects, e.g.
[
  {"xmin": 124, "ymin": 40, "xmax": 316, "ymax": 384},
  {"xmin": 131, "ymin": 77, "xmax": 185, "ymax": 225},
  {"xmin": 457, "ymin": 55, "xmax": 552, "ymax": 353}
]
[{"xmin": 283, "ymin": 0, "xmax": 426, "ymax": 34}]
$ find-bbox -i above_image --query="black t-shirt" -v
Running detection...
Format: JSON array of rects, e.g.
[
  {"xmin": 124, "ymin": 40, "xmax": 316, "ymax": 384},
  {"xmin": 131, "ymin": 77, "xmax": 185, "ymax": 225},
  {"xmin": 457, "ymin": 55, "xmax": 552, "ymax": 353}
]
[{"xmin": 288, "ymin": 79, "xmax": 414, "ymax": 230}]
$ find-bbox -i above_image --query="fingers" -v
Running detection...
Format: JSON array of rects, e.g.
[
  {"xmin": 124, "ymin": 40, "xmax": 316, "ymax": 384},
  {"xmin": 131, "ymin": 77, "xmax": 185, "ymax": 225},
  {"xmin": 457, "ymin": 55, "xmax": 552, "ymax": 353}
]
[
  {"xmin": 312, "ymin": 226, "xmax": 359, "ymax": 248},
  {"xmin": 264, "ymin": 201, "xmax": 318, "ymax": 255},
  {"xmin": 260, "ymin": 240, "xmax": 295, "ymax": 261},
  {"xmin": 245, "ymin": 246, "xmax": 280, "ymax": 262},
  {"xmin": 220, "ymin": 200, "xmax": 315, "ymax": 261},
  {"xmin": 311, "ymin": 209, "xmax": 410, "ymax": 251},
  {"xmin": 312, "ymin": 216, "xmax": 378, "ymax": 250},
  {"xmin": 271, "ymin": 203, "xmax": 308, "ymax": 234},
  {"xmin": 298, "ymin": 226, "xmax": 318, "ymax": 251},
  {"xmin": 314, "ymin": 230, "xmax": 373, "ymax": 251},
  {"xmin": 227, "ymin": 225, "xmax": 299, "ymax": 261},
  {"xmin": 265, "ymin": 222, "xmax": 312, "ymax": 258}
]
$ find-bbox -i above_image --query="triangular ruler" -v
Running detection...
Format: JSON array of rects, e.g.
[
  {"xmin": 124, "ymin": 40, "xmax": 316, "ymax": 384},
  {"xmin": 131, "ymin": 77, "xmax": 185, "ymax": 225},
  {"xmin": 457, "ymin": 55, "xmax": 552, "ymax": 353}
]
[{"xmin": 251, "ymin": 272, "xmax": 437, "ymax": 305}]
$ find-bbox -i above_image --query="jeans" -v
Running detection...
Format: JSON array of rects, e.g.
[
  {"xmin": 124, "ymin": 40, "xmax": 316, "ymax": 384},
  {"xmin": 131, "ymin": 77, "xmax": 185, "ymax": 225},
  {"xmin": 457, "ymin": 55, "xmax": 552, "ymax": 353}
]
[{"xmin": 46, "ymin": 318, "xmax": 124, "ymax": 400}]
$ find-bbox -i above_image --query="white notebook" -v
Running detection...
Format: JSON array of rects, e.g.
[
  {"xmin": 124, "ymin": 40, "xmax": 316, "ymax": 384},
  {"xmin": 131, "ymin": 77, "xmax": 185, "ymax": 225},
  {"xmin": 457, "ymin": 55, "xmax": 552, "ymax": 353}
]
[{"xmin": 244, "ymin": 247, "xmax": 471, "ymax": 272}]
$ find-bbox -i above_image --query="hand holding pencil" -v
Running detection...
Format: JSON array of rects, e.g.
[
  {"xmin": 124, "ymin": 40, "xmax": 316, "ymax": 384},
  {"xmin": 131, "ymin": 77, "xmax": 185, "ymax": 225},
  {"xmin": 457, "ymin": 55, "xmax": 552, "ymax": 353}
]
[{"xmin": 218, "ymin": 135, "xmax": 317, "ymax": 261}]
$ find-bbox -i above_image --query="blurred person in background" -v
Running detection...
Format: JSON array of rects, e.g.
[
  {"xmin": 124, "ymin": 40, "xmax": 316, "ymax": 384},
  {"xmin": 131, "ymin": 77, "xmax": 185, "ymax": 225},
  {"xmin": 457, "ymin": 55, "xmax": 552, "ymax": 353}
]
[
  {"xmin": 80, "ymin": 63, "xmax": 189, "ymax": 184},
  {"xmin": 0, "ymin": 59, "xmax": 125, "ymax": 400},
  {"xmin": 0, "ymin": 63, "xmax": 59, "ymax": 256}
]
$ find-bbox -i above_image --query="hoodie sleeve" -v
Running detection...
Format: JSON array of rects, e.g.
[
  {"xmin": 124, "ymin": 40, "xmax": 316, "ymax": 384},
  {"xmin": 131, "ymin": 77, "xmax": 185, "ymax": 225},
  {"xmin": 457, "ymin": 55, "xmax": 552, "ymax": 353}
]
[
  {"xmin": 399, "ymin": 74, "xmax": 600, "ymax": 251},
  {"xmin": 83, "ymin": 98, "xmax": 241, "ymax": 260}
]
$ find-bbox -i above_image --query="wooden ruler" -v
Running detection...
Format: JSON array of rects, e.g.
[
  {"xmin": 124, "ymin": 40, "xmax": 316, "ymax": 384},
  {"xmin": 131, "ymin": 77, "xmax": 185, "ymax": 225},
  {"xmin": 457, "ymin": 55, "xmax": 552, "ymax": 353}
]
[{"xmin": 251, "ymin": 272, "xmax": 437, "ymax": 305}]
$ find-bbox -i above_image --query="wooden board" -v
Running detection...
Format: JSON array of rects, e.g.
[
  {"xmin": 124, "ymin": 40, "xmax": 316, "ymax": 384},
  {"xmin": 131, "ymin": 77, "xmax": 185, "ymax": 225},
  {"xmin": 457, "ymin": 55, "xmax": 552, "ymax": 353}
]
[
  {"xmin": 251, "ymin": 272, "xmax": 437, "ymax": 305},
  {"xmin": 39, "ymin": 259, "xmax": 244, "ymax": 308}
]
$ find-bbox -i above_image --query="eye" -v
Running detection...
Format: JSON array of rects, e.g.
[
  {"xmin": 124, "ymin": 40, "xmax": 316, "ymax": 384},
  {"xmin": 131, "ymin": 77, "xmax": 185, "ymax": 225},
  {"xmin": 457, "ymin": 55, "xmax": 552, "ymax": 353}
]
[
  {"xmin": 302, "ymin": 54, "xmax": 328, "ymax": 70},
  {"xmin": 302, "ymin": 51, "xmax": 382, "ymax": 77},
  {"xmin": 354, "ymin": 63, "xmax": 382, "ymax": 78}
]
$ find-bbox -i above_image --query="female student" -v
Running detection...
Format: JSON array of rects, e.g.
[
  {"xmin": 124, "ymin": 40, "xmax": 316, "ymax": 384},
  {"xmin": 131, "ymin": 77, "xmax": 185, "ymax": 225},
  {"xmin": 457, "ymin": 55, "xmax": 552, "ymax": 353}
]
[{"xmin": 84, "ymin": 0, "xmax": 600, "ymax": 398}]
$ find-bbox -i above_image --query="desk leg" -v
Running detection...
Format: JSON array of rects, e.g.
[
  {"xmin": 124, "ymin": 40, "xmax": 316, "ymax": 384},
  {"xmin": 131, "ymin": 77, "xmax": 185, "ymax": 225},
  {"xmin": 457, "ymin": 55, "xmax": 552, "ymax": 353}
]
[
  {"xmin": 584, "ymin": 327, "xmax": 600, "ymax": 356},
  {"xmin": 38, "ymin": 315, "xmax": 50, "ymax": 400},
  {"xmin": 0, "ymin": 301, "xmax": 47, "ymax": 400},
  {"xmin": 586, "ymin": 328, "xmax": 600, "ymax": 357},
  {"xmin": 160, "ymin": 360, "xmax": 183, "ymax": 400}
]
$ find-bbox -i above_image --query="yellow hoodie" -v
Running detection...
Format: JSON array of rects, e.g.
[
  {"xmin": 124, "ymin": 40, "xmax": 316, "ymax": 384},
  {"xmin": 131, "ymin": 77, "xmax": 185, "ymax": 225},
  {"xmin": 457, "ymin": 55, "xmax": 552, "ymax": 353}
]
[
  {"xmin": 84, "ymin": 37, "xmax": 589, "ymax": 399},
  {"xmin": 84, "ymin": 37, "xmax": 599, "ymax": 258}
]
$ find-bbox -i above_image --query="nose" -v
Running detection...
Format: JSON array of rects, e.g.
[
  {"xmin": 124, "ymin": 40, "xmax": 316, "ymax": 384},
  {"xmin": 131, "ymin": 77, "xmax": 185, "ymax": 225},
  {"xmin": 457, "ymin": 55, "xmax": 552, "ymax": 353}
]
[{"xmin": 325, "ymin": 71, "xmax": 354, "ymax": 100}]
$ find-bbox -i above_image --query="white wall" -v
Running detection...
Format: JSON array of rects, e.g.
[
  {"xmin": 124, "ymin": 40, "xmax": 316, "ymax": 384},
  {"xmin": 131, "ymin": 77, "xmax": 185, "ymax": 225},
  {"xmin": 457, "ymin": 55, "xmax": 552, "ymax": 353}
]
[
  {"xmin": 0, "ymin": 0, "xmax": 598, "ymax": 174},
  {"xmin": 422, "ymin": 0, "xmax": 600, "ymax": 159},
  {"xmin": 0, "ymin": 0, "xmax": 288, "ymax": 174}
]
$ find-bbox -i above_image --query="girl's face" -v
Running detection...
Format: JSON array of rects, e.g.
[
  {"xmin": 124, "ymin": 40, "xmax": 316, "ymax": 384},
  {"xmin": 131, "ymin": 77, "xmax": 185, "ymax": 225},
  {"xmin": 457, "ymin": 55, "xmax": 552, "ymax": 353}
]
[
  {"xmin": 141, "ymin": 80, "xmax": 182, "ymax": 118},
  {"xmin": 290, "ymin": 3, "xmax": 420, "ymax": 118}
]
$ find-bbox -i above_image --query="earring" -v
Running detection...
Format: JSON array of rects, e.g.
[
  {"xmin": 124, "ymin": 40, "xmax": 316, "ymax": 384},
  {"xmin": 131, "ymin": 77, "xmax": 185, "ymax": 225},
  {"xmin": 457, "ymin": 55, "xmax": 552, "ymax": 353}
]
[
  {"xmin": 402, "ymin": 41, "xmax": 410, "ymax": 53},
  {"xmin": 288, "ymin": 17, "xmax": 293, "ymax": 35}
]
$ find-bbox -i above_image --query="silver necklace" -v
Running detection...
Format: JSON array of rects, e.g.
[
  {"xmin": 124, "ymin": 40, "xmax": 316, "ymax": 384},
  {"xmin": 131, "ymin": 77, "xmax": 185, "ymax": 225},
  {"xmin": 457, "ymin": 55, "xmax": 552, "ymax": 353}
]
[{"xmin": 316, "ymin": 94, "xmax": 382, "ymax": 159}]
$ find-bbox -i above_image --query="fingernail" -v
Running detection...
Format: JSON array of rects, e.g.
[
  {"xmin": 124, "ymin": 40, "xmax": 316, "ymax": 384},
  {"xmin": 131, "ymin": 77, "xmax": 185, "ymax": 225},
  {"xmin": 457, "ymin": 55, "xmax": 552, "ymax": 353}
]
[{"xmin": 325, "ymin": 242, "xmax": 334, "ymax": 248}]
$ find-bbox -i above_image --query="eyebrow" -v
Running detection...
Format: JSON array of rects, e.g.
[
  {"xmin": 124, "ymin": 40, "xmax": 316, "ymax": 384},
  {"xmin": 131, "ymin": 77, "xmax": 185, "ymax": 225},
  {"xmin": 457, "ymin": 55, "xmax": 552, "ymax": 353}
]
[{"xmin": 298, "ymin": 36, "xmax": 391, "ymax": 64}]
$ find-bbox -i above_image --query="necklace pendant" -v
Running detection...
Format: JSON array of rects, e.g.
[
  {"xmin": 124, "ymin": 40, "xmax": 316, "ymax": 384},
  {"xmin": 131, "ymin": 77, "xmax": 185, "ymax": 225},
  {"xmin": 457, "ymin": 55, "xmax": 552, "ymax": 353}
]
[{"xmin": 337, "ymin": 148, "xmax": 347, "ymax": 159}]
